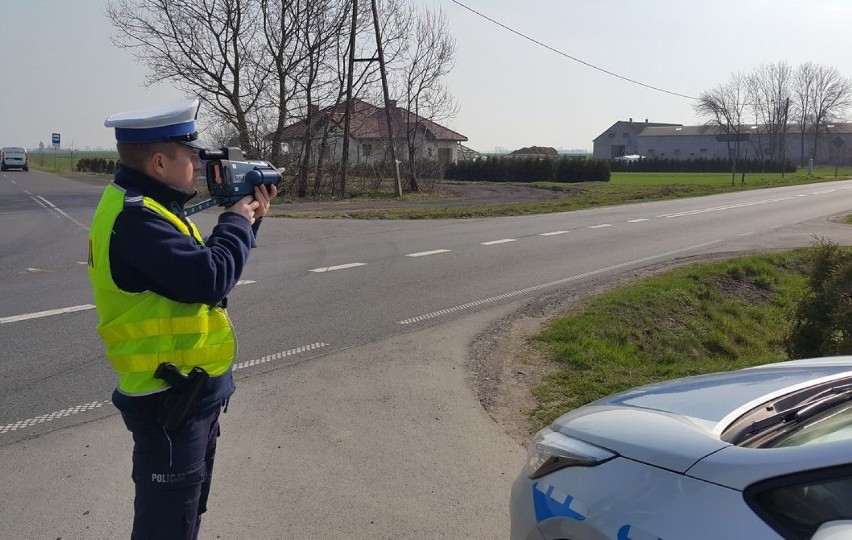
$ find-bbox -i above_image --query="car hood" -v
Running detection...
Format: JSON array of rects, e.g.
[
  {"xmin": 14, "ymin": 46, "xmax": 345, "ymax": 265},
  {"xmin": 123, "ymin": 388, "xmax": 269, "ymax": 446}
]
[
  {"xmin": 551, "ymin": 359, "xmax": 852, "ymax": 472},
  {"xmin": 553, "ymin": 405, "xmax": 727, "ymax": 472}
]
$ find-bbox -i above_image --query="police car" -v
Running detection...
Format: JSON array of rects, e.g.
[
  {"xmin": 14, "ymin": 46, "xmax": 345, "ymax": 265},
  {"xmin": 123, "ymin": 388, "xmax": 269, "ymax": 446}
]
[{"xmin": 510, "ymin": 357, "xmax": 852, "ymax": 540}]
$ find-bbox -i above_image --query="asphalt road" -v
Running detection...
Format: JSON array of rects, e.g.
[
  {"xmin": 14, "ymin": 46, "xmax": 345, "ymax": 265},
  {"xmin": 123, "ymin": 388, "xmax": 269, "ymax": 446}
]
[
  {"xmin": 4, "ymin": 170, "xmax": 852, "ymax": 538},
  {"xmin": 4, "ymin": 171, "xmax": 852, "ymax": 444}
]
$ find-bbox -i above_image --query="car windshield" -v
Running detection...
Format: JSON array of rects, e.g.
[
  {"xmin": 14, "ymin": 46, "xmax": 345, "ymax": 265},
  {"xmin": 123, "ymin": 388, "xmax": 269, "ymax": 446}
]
[{"xmin": 765, "ymin": 403, "xmax": 852, "ymax": 448}]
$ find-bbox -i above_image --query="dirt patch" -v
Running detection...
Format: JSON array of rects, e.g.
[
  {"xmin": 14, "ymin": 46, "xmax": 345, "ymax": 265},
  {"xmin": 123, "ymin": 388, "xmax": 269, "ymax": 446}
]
[
  {"xmin": 468, "ymin": 251, "xmax": 762, "ymax": 447},
  {"xmin": 270, "ymin": 182, "xmax": 582, "ymax": 214}
]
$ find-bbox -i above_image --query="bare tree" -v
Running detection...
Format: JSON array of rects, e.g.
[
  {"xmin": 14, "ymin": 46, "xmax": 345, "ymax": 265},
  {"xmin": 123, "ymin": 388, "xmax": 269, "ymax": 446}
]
[
  {"xmin": 257, "ymin": 0, "xmax": 314, "ymax": 165},
  {"xmin": 107, "ymin": 0, "xmax": 270, "ymax": 154},
  {"xmin": 292, "ymin": 0, "xmax": 350, "ymax": 197},
  {"xmin": 791, "ymin": 62, "xmax": 852, "ymax": 166},
  {"xmin": 746, "ymin": 62, "xmax": 792, "ymax": 162},
  {"xmin": 108, "ymin": 0, "xmax": 432, "ymax": 198},
  {"xmin": 695, "ymin": 73, "xmax": 749, "ymax": 186},
  {"xmin": 791, "ymin": 62, "xmax": 817, "ymax": 166},
  {"xmin": 808, "ymin": 64, "xmax": 852, "ymax": 164},
  {"xmin": 391, "ymin": 7, "xmax": 457, "ymax": 192}
]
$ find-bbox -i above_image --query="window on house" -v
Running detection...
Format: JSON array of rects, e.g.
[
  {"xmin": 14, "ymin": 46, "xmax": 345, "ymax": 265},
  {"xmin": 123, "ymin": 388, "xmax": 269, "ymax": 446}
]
[
  {"xmin": 674, "ymin": 149, "xmax": 681, "ymax": 156},
  {"xmin": 700, "ymin": 148, "xmax": 708, "ymax": 154},
  {"xmin": 427, "ymin": 147, "xmax": 433, "ymax": 157},
  {"xmin": 362, "ymin": 143, "xmax": 372, "ymax": 157}
]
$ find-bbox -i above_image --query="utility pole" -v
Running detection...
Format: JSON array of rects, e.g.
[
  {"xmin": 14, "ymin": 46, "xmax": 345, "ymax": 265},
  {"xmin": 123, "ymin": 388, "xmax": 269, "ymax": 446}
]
[
  {"xmin": 340, "ymin": 0, "xmax": 403, "ymax": 198},
  {"xmin": 340, "ymin": 0, "xmax": 358, "ymax": 197},
  {"xmin": 781, "ymin": 97, "xmax": 790, "ymax": 180},
  {"xmin": 370, "ymin": 0, "xmax": 403, "ymax": 197}
]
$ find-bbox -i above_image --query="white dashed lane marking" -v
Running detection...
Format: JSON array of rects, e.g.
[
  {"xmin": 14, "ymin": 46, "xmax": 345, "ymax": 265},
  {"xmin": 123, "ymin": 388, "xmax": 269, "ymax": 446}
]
[
  {"xmin": 540, "ymin": 231, "xmax": 569, "ymax": 236},
  {"xmin": 628, "ymin": 218, "xmax": 649, "ymax": 223},
  {"xmin": 30, "ymin": 195, "xmax": 89, "ymax": 231},
  {"xmin": 0, "ymin": 304, "xmax": 96, "ymax": 324},
  {"xmin": 0, "ymin": 342, "xmax": 330, "ymax": 435},
  {"xmin": 29, "ymin": 195, "xmax": 48, "ymax": 209},
  {"xmin": 0, "ymin": 282, "xmax": 255, "ymax": 325},
  {"xmin": 407, "ymin": 249, "xmax": 451, "ymax": 257},
  {"xmin": 0, "ymin": 401, "xmax": 107, "ymax": 434},
  {"xmin": 398, "ymin": 239, "xmax": 723, "ymax": 325},
  {"xmin": 309, "ymin": 262, "xmax": 367, "ymax": 273},
  {"xmin": 659, "ymin": 195, "xmax": 798, "ymax": 219},
  {"xmin": 588, "ymin": 224, "xmax": 612, "ymax": 229},
  {"xmin": 481, "ymin": 239, "xmax": 516, "ymax": 245},
  {"xmin": 232, "ymin": 342, "xmax": 329, "ymax": 371}
]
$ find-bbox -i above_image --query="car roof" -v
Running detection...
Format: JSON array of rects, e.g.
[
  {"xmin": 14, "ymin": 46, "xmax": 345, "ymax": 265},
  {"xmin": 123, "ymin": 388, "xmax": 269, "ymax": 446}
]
[{"xmin": 552, "ymin": 358, "xmax": 852, "ymax": 474}]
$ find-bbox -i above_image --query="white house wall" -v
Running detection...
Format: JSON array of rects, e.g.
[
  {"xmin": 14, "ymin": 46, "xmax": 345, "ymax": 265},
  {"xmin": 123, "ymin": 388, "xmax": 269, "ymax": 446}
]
[
  {"xmin": 293, "ymin": 137, "xmax": 458, "ymax": 166},
  {"xmin": 636, "ymin": 132, "xmax": 852, "ymax": 165},
  {"xmin": 638, "ymin": 135, "xmax": 731, "ymax": 160}
]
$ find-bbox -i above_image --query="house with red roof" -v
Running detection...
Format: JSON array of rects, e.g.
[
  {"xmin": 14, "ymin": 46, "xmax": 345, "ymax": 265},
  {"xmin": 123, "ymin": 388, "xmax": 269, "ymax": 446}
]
[{"xmin": 278, "ymin": 98, "xmax": 468, "ymax": 166}]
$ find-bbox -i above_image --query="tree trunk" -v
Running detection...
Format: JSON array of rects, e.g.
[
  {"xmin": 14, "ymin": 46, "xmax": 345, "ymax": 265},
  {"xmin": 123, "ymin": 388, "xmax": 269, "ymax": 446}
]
[
  {"xmin": 314, "ymin": 121, "xmax": 333, "ymax": 195},
  {"xmin": 299, "ymin": 102, "xmax": 312, "ymax": 198}
]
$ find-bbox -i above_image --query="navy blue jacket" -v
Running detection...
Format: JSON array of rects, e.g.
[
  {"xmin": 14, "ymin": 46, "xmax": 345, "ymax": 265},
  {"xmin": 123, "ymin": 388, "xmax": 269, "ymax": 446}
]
[{"xmin": 108, "ymin": 165, "xmax": 261, "ymax": 417}]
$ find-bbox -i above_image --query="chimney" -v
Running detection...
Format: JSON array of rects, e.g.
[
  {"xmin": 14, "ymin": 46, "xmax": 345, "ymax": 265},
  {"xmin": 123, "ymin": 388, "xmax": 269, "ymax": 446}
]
[
  {"xmin": 645, "ymin": 118, "xmax": 648, "ymax": 123},
  {"xmin": 388, "ymin": 100, "xmax": 397, "ymax": 109},
  {"xmin": 629, "ymin": 117, "xmax": 633, "ymax": 122}
]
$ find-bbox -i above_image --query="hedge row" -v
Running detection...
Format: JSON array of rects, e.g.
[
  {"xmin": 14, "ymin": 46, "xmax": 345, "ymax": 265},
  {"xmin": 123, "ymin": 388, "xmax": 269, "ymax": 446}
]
[
  {"xmin": 610, "ymin": 157, "xmax": 797, "ymax": 173},
  {"xmin": 445, "ymin": 157, "xmax": 611, "ymax": 183},
  {"xmin": 77, "ymin": 158, "xmax": 117, "ymax": 174}
]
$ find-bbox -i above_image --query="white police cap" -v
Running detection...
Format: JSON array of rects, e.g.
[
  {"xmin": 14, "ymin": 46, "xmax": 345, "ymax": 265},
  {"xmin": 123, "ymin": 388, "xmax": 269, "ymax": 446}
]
[{"xmin": 104, "ymin": 98, "xmax": 205, "ymax": 148}]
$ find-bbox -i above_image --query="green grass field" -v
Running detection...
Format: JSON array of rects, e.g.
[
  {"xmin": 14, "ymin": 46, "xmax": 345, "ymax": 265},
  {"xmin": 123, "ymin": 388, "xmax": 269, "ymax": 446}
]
[
  {"xmin": 527, "ymin": 249, "xmax": 818, "ymax": 429},
  {"xmin": 609, "ymin": 168, "xmax": 852, "ymax": 186},
  {"xmin": 28, "ymin": 150, "xmax": 118, "ymax": 174},
  {"xmin": 275, "ymin": 167, "xmax": 852, "ymax": 219}
]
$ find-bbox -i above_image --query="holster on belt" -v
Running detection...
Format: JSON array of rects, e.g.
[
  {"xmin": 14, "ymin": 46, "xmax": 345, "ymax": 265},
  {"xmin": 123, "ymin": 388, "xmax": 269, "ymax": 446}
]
[{"xmin": 154, "ymin": 363, "xmax": 209, "ymax": 431}]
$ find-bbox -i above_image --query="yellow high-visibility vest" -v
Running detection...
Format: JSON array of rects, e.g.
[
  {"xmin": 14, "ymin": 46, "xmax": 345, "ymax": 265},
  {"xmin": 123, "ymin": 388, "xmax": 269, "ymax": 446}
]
[{"xmin": 88, "ymin": 183, "xmax": 236, "ymax": 395}]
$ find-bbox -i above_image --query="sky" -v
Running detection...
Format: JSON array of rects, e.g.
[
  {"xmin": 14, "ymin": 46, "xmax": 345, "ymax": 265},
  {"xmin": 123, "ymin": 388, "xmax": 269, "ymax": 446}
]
[{"xmin": 3, "ymin": 0, "xmax": 852, "ymax": 153}]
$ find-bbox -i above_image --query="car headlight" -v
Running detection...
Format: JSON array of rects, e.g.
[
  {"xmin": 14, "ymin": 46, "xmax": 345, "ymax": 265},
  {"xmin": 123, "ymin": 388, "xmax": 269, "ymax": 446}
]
[{"xmin": 526, "ymin": 427, "xmax": 617, "ymax": 479}]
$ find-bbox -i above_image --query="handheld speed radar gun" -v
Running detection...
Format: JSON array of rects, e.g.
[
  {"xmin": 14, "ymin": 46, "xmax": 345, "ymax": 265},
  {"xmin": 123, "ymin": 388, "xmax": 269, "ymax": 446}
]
[{"xmin": 183, "ymin": 147, "xmax": 281, "ymax": 217}]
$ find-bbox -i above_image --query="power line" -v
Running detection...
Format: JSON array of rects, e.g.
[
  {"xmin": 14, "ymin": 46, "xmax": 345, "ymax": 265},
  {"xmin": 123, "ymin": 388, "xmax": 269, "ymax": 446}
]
[{"xmin": 447, "ymin": 0, "xmax": 698, "ymax": 101}]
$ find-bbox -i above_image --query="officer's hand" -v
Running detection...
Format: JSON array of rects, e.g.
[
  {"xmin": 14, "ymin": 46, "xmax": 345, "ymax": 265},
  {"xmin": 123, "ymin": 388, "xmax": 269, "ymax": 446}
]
[
  {"xmin": 225, "ymin": 195, "xmax": 260, "ymax": 225},
  {"xmin": 254, "ymin": 184, "xmax": 277, "ymax": 219}
]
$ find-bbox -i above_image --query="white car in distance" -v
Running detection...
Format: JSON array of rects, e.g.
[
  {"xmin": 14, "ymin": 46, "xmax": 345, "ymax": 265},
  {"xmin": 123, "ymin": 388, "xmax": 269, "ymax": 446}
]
[{"xmin": 1, "ymin": 147, "xmax": 28, "ymax": 171}]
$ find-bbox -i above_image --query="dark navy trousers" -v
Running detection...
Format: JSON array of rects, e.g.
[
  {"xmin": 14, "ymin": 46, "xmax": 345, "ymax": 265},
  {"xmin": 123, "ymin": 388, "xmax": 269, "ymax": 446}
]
[{"xmin": 121, "ymin": 406, "xmax": 222, "ymax": 540}]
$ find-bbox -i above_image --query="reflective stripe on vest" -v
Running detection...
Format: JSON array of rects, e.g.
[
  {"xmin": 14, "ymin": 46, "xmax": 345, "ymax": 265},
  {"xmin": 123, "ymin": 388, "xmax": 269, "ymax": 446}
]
[{"xmin": 87, "ymin": 183, "xmax": 236, "ymax": 395}]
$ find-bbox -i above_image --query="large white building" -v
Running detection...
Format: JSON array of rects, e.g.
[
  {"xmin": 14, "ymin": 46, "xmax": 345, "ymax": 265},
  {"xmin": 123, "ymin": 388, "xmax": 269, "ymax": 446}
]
[
  {"xmin": 592, "ymin": 119, "xmax": 681, "ymax": 159},
  {"xmin": 594, "ymin": 120, "xmax": 852, "ymax": 165}
]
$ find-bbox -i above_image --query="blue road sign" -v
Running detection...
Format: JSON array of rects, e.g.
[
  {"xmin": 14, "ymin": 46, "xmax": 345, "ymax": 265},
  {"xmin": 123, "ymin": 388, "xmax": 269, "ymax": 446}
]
[{"xmin": 51, "ymin": 133, "xmax": 60, "ymax": 146}]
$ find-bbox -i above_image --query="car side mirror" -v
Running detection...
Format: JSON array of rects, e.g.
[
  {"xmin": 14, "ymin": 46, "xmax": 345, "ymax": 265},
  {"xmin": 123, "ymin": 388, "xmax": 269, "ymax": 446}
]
[{"xmin": 811, "ymin": 520, "xmax": 852, "ymax": 540}]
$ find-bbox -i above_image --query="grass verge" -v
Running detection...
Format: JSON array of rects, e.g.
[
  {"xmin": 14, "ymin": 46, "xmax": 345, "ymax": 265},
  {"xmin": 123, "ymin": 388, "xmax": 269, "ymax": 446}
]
[
  {"xmin": 526, "ymin": 249, "xmax": 822, "ymax": 430},
  {"xmin": 272, "ymin": 169, "xmax": 852, "ymax": 219}
]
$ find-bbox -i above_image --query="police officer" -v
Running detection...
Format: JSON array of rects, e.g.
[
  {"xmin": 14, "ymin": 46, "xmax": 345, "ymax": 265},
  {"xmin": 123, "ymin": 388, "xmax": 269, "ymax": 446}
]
[{"xmin": 87, "ymin": 98, "xmax": 276, "ymax": 539}]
